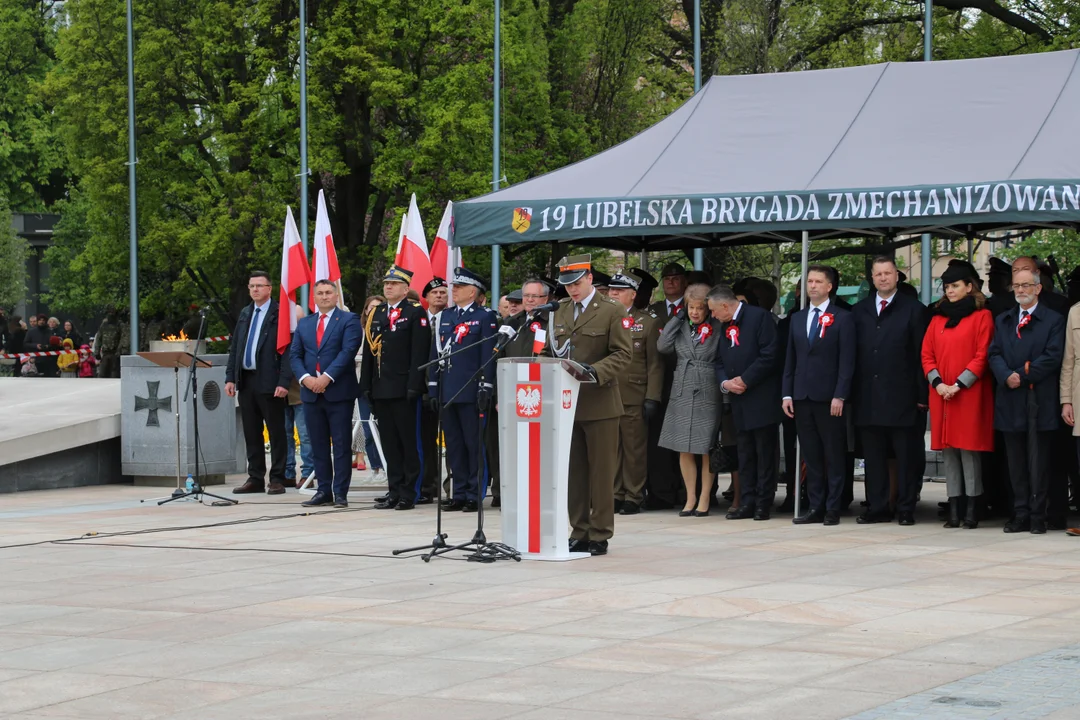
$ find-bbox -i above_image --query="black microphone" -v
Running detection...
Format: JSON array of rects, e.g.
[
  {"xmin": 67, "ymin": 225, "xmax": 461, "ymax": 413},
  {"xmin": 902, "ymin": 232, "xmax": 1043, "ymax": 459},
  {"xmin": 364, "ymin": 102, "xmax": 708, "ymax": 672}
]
[{"xmin": 529, "ymin": 300, "xmax": 561, "ymax": 314}]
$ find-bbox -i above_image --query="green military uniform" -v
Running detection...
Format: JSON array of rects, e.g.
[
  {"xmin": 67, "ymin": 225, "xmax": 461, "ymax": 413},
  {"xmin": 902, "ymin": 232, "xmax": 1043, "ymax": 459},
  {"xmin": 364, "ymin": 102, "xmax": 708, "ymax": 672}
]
[
  {"xmin": 548, "ymin": 269, "xmax": 632, "ymax": 546},
  {"xmin": 614, "ymin": 306, "xmax": 663, "ymax": 507},
  {"xmin": 97, "ymin": 313, "xmax": 122, "ymax": 379}
]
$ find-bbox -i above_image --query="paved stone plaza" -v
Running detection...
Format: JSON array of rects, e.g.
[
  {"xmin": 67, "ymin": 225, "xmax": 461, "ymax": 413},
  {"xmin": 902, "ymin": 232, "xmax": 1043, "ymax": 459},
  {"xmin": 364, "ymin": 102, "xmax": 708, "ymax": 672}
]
[{"xmin": 2, "ymin": 478, "xmax": 1080, "ymax": 719}]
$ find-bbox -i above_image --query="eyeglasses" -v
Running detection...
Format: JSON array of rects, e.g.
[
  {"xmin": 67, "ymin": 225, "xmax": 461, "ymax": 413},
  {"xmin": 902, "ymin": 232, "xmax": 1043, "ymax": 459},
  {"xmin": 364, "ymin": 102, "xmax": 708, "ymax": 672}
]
[
  {"xmin": 523, "ymin": 294, "xmax": 548, "ymax": 300},
  {"xmin": 248, "ymin": 284, "xmax": 271, "ymax": 289},
  {"xmin": 1011, "ymin": 283, "xmax": 1038, "ymax": 291}
]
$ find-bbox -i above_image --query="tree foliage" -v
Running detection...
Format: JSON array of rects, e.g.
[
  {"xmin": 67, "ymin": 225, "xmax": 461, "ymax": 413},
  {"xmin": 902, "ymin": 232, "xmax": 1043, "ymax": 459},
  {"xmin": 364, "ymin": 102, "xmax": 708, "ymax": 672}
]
[
  {"xmin": 13, "ymin": 0, "xmax": 1080, "ymax": 317},
  {"xmin": 0, "ymin": 203, "xmax": 29, "ymax": 310}
]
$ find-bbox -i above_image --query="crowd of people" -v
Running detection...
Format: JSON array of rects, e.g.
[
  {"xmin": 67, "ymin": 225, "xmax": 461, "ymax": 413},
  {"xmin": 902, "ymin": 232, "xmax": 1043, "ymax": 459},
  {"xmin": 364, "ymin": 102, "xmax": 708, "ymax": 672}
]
[
  {"xmin": 209, "ymin": 250, "xmax": 1080, "ymax": 556},
  {"xmin": 1, "ymin": 312, "xmax": 97, "ymax": 378}
]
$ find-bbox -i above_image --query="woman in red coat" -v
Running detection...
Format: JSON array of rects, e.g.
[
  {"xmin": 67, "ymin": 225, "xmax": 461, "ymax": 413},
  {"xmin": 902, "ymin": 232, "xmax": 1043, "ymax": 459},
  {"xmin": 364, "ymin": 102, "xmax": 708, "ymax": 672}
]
[{"xmin": 921, "ymin": 264, "xmax": 995, "ymax": 528}]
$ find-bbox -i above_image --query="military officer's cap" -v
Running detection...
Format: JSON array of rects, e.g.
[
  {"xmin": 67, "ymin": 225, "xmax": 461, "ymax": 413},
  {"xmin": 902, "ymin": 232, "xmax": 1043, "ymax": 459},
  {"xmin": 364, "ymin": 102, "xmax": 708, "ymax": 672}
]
[
  {"xmin": 592, "ymin": 269, "xmax": 612, "ymax": 288},
  {"xmin": 384, "ymin": 265, "xmax": 413, "ymax": 284},
  {"xmin": 660, "ymin": 262, "xmax": 687, "ymax": 278},
  {"xmin": 608, "ymin": 273, "xmax": 639, "ymax": 291},
  {"xmin": 452, "ymin": 266, "xmax": 487, "ymax": 292},
  {"xmin": 507, "ymin": 288, "xmax": 523, "ymax": 302},
  {"xmin": 988, "ymin": 257, "xmax": 1011, "ymax": 278},
  {"xmin": 557, "ymin": 255, "xmax": 592, "ymax": 285}
]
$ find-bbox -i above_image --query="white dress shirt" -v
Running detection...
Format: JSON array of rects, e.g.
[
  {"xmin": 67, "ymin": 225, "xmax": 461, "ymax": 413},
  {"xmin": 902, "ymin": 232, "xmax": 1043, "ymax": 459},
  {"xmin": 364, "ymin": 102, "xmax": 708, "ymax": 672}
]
[
  {"xmin": 242, "ymin": 298, "xmax": 271, "ymax": 370},
  {"xmin": 805, "ymin": 297, "xmax": 831, "ymax": 336},
  {"xmin": 300, "ymin": 307, "xmax": 336, "ymax": 384},
  {"xmin": 876, "ymin": 292, "xmax": 896, "ymax": 315}
]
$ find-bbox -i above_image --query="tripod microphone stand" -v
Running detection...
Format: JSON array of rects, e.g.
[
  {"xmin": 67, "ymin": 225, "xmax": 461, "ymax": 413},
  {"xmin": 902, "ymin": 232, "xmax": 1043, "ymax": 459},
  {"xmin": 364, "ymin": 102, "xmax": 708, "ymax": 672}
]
[
  {"xmin": 159, "ymin": 307, "xmax": 237, "ymax": 506},
  {"xmin": 394, "ymin": 328, "xmax": 520, "ymax": 562}
]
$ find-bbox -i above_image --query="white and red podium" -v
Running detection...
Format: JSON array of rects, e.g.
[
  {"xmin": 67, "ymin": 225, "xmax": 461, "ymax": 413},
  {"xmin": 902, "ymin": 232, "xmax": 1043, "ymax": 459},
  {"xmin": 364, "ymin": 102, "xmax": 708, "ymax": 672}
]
[{"xmin": 497, "ymin": 357, "xmax": 594, "ymax": 561}]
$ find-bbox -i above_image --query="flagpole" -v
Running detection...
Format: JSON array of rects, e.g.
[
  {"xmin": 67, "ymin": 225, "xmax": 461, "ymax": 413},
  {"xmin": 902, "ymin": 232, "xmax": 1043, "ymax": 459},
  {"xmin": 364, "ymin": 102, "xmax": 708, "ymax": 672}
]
[
  {"xmin": 691, "ymin": 0, "xmax": 703, "ymax": 272},
  {"xmin": 125, "ymin": 0, "xmax": 139, "ymax": 350},
  {"xmin": 490, "ymin": 0, "xmax": 502, "ymax": 301},
  {"xmin": 920, "ymin": 1, "xmax": 932, "ymax": 304},
  {"xmin": 298, "ymin": 0, "xmax": 310, "ymax": 310}
]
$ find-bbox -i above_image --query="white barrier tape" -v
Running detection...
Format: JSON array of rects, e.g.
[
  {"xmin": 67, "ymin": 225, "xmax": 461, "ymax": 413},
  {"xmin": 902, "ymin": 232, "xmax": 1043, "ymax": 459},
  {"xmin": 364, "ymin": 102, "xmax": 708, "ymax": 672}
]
[{"xmin": 0, "ymin": 335, "xmax": 232, "ymax": 360}]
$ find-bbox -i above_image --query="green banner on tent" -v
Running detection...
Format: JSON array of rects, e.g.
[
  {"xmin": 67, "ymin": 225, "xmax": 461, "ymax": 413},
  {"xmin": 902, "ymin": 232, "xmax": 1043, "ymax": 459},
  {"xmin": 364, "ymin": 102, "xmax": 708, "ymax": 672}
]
[{"xmin": 453, "ymin": 180, "xmax": 1080, "ymax": 246}]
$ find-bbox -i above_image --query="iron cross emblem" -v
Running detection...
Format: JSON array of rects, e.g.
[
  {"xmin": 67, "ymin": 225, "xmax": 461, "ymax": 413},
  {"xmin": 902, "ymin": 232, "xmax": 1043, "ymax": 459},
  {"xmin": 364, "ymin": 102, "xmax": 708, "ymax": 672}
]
[{"xmin": 134, "ymin": 381, "xmax": 172, "ymax": 427}]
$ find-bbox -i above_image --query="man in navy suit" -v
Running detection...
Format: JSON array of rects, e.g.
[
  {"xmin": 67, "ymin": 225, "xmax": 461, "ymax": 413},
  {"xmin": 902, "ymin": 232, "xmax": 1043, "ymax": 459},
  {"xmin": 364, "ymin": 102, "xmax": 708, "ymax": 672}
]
[
  {"xmin": 989, "ymin": 268, "xmax": 1065, "ymax": 535},
  {"xmin": 851, "ymin": 257, "xmax": 928, "ymax": 527},
  {"xmin": 429, "ymin": 267, "xmax": 497, "ymax": 512},
  {"xmin": 782, "ymin": 265, "xmax": 855, "ymax": 525},
  {"xmin": 290, "ymin": 280, "xmax": 363, "ymax": 508},
  {"xmin": 225, "ymin": 270, "xmax": 293, "ymax": 495},
  {"xmin": 710, "ymin": 284, "xmax": 782, "ymax": 521}
]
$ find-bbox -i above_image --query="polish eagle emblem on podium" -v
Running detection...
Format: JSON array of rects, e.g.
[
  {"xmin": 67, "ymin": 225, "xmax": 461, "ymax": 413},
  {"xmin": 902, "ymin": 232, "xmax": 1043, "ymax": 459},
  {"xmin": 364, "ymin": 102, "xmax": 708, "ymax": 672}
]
[{"xmin": 515, "ymin": 383, "xmax": 541, "ymax": 417}]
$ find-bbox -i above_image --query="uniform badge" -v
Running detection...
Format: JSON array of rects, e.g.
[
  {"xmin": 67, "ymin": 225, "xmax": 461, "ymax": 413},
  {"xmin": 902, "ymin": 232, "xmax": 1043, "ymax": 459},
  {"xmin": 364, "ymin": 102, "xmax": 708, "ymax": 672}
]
[
  {"xmin": 727, "ymin": 325, "xmax": 740, "ymax": 347},
  {"xmin": 454, "ymin": 323, "xmax": 470, "ymax": 343},
  {"xmin": 420, "ymin": 317, "xmax": 428, "ymax": 327},
  {"xmin": 515, "ymin": 384, "xmax": 541, "ymax": 417},
  {"xmin": 621, "ymin": 317, "xmax": 633, "ymax": 330}
]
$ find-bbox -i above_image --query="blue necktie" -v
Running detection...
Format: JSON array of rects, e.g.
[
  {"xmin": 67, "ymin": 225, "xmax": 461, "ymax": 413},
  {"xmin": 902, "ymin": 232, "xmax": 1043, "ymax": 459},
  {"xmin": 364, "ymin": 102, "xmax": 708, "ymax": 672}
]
[
  {"xmin": 244, "ymin": 307, "xmax": 260, "ymax": 368},
  {"xmin": 808, "ymin": 307, "xmax": 821, "ymax": 347}
]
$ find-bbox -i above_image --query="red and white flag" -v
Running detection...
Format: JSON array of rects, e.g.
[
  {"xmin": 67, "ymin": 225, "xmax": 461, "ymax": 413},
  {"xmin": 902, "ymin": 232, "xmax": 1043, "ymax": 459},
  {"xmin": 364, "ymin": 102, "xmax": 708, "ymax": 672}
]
[
  {"xmin": 277, "ymin": 207, "xmax": 311, "ymax": 354},
  {"xmin": 430, "ymin": 201, "xmax": 460, "ymax": 283},
  {"xmin": 393, "ymin": 193, "xmax": 433, "ymax": 300},
  {"xmin": 309, "ymin": 189, "xmax": 343, "ymax": 310}
]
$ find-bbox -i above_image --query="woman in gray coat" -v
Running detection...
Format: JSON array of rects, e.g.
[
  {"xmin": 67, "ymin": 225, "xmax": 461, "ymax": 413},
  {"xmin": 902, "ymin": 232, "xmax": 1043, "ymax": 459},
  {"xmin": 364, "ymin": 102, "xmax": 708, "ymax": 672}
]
[{"xmin": 658, "ymin": 283, "xmax": 722, "ymax": 516}]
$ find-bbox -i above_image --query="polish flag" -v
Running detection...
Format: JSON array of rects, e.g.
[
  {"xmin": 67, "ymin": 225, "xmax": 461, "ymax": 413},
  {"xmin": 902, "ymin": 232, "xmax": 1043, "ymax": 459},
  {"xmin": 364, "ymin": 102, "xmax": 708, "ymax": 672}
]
[
  {"xmin": 277, "ymin": 207, "xmax": 311, "ymax": 354},
  {"xmin": 309, "ymin": 189, "xmax": 343, "ymax": 310},
  {"xmin": 430, "ymin": 201, "xmax": 458, "ymax": 283},
  {"xmin": 393, "ymin": 193, "xmax": 433, "ymax": 301}
]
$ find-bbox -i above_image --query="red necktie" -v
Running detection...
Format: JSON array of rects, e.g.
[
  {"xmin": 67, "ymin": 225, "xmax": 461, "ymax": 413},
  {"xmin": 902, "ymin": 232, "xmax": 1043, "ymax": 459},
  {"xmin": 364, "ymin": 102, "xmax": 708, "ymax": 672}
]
[
  {"xmin": 316, "ymin": 314, "xmax": 327, "ymax": 372},
  {"xmin": 879, "ymin": 299, "xmax": 887, "ymax": 315}
]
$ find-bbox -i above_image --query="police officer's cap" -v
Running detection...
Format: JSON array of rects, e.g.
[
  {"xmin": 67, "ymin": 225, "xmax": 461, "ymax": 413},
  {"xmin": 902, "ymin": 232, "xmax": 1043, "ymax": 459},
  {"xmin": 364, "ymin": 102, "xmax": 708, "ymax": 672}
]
[
  {"xmin": 384, "ymin": 265, "xmax": 413, "ymax": 284},
  {"xmin": 608, "ymin": 273, "xmax": 639, "ymax": 291},
  {"xmin": 452, "ymin": 266, "xmax": 487, "ymax": 292},
  {"xmin": 557, "ymin": 255, "xmax": 592, "ymax": 285},
  {"xmin": 423, "ymin": 276, "xmax": 447, "ymax": 297},
  {"xmin": 660, "ymin": 262, "xmax": 687, "ymax": 278}
]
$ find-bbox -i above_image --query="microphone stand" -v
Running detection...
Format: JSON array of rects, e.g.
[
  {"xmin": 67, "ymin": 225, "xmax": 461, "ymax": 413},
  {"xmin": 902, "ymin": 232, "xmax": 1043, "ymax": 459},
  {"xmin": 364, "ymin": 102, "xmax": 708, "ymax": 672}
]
[
  {"xmin": 397, "ymin": 328, "xmax": 520, "ymax": 563},
  {"xmin": 159, "ymin": 307, "xmax": 237, "ymax": 506}
]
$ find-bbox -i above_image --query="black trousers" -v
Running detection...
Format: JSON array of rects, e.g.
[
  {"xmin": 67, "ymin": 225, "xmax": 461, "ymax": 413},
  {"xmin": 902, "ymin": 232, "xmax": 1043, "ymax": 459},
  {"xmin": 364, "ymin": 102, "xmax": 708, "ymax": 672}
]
[
  {"xmin": 371, "ymin": 397, "xmax": 421, "ymax": 503},
  {"xmin": 419, "ymin": 403, "xmax": 440, "ymax": 499},
  {"xmin": 646, "ymin": 398, "xmax": 680, "ymax": 506},
  {"xmin": 860, "ymin": 425, "xmax": 918, "ymax": 515},
  {"xmin": 1047, "ymin": 425, "xmax": 1072, "ymax": 523},
  {"xmin": 794, "ymin": 400, "xmax": 847, "ymax": 513},
  {"xmin": 1003, "ymin": 430, "xmax": 1052, "ymax": 522},
  {"xmin": 736, "ymin": 425, "xmax": 779, "ymax": 511},
  {"xmin": 485, "ymin": 407, "xmax": 500, "ymax": 499},
  {"xmin": 238, "ymin": 376, "xmax": 287, "ymax": 485}
]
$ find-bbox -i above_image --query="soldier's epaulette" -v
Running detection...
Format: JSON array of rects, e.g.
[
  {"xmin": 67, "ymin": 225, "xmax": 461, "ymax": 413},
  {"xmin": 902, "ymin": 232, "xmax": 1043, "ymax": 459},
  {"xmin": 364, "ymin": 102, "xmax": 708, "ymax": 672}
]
[
  {"xmin": 599, "ymin": 294, "xmax": 621, "ymax": 306},
  {"xmin": 645, "ymin": 309, "xmax": 658, "ymax": 319},
  {"xmin": 409, "ymin": 301, "xmax": 422, "ymax": 308}
]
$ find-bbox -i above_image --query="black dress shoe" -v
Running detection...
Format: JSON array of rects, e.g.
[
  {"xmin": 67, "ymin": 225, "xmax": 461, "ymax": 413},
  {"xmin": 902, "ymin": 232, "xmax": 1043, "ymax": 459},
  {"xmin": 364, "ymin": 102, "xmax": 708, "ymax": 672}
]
[
  {"xmin": 678, "ymin": 509, "xmax": 693, "ymax": 517},
  {"xmin": 462, "ymin": 500, "xmax": 479, "ymax": 513},
  {"xmin": 301, "ymin": 492, "xmax": 333, "ymax": 507},
  {"xmin": 898, "ymin": 511, "xmax": 915, "ymax": 526},
  {"xmin": 856, "ymin": 511, "xmax": 892, "ymax": 525},
  {"xmin": 394, "ymin": 500, "xmax": 415, "ymax": 511},
  {"xmin": 416, "ymin": 495, "xmax": 433, "ymax": 505},
  {"xmin": 333, "ymin": 496, "xmax": 348, "ymax": 508},
  {"xmin": 1004, "ymin": 518, "xmax": 1031, "ymax": 533},
  {"xmin": 725, "ymin": 506, "xmax": 754, "ymax": 520},
  {"xmin": 824, "ymin": 511, "xmax": 840, "ymax": 526},
  {"xmin": 588, "ymin": 540, "xmax": 608, "ymax": 556},
  {"xmin": 754, "ymin": 507, "xmax": 771, "ymax": 521},
  {"xmin": 491, "ymin": 497, "xmax": 501, "ymax": 508},
  {"xmin": 374, "ymin": 497, "xmax": 399, "ymax": 509},
  {"xmin": 442, "ymin": 499, "xmax": 465, "ymax": 511},
  {"xmin": 568, "ymin": 538, "xmax": 590, "ymax": 553},
  {"xmin": 614, "ymin": 499, "xmax": 624, "ymax": 514},
  {"xmin": 692, "ymin": 509, "xmax": 710, "ymax": 517},
  {"xmin": 619, "ymin": 501, "xmax": 640, "ymax": 516},
  {"xmin": 793, "ymin": 509, "xmax": 825, "ymax": 525},
  {"xmin": 233, "ymin": 480, "xmax": 265, "ymax": 494},
  {"xmin": 1030, "ymin": 519, "xmax": 1047, "ymax": 534}
]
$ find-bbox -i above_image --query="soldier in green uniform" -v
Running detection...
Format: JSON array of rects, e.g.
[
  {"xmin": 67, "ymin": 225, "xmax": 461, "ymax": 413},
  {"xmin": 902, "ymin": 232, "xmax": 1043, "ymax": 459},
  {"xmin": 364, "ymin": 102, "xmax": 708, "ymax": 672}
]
[
  {"xmin": 96, "ymin": 308, "xmax": 122, "ymax": 379},
  {"xmin": 547, "ymin": 255, "xmax": 633, "ymax": 556},
  {"xmin": 606, "ymin": 273, "xmax": 664, "ymax": 516}
]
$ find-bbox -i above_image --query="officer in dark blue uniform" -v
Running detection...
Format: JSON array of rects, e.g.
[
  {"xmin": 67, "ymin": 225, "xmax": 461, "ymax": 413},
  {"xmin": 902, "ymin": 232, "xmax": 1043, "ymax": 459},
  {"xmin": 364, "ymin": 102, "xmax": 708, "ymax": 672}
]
[{"xmin": 429, "ymin": 267, "xmax": 498, "ymax": 512}]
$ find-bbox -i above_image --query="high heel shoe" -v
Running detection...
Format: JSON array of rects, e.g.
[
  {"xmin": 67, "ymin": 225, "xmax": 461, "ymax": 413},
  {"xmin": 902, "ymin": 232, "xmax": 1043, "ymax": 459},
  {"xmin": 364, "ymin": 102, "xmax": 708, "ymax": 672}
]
[
  {"xmin": 692, "ymin": 509, "xmax": 710, "ymax": 517},
  {"xmin": 679, "ymin": 508, "xmax": 694, "ymax": 517}
]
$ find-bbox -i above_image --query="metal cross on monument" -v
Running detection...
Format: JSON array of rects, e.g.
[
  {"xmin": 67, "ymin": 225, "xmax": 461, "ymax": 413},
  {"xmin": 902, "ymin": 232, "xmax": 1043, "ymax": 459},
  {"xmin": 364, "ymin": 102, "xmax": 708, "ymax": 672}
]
[{"xmin": 134, "ymin": 380, "xmax": 172, "ymax": 427}]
